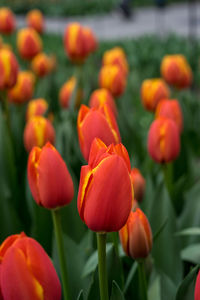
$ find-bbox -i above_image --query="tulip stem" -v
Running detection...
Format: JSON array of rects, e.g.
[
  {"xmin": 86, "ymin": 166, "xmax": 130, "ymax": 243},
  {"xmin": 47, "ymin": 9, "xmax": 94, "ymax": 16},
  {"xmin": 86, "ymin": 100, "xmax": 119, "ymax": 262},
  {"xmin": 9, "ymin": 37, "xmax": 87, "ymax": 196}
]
[
  {"xmin": 111, "ymin": 232, "xmax": 124, "ymax": 288},
  {"xmin": 138, "ymin": 260, "xmax": 148, "ymax": 300},
  {"xmin": 97, "ymin": 233, "xmax": 109, "ymax": 300},
  {"xmin": 52, "ymin": 209, "xmax": 71, "ymax": 300},
  {"xmin": 69, "ymin": 64, "xmax": 83, "ymax": 111}
]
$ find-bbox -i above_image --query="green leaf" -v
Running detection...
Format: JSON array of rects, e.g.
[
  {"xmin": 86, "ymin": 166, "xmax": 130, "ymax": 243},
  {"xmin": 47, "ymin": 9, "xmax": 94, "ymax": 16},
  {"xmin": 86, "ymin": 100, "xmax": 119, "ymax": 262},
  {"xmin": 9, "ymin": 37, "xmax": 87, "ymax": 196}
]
[
  {"xmin": 148, "ymin": 276, "xmax": 161, "ymax": 300},
  {"xmin": 181, "ymin": 244, "xmax": 200, "ymax": 264},
  {"xmin": 123, "ymin": 261, "xmax": 137, "ymax": 293},
  {"xmin": 176, "ymin": 265, "xmax": 199, "ymax": 300},
  {"xmin": 175, "ymin": 227, "xmax": 200, "ymax": 236},
  {"xmin": 77, "ymin": 290, "xmax": 84, "ymax": 300},
  {"xmin": 110, "ymin": 281, "xmax": 125, "ymax": 300}
]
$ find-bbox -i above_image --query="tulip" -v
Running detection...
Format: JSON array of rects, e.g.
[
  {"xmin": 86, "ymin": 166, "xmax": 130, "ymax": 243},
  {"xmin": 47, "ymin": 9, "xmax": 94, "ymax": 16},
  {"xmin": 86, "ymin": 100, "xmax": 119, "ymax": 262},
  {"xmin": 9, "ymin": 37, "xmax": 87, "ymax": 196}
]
[
  {"xmin": 130, "ymin": 168, "xmax": 145, "ymax": 202},
  {"xmin": 147, "ymin": 117, "xmax": 180, "ymax": 163},
  {"xmin": 0, "ymin": 7, "xmax": 16, "ymax": 35},
  {"xmin": 99, "ymin": 65, "xmax": 126, "ymax": 97},
  {"xmin": 17, "ymin": 28, "xmax": 42, "ymax": 60},
  {"xmin": 59, "ymin": 77, "xmax": 82, "ymax": 109},
  {"xmin": 26, "ymin": 98, "xmax": 48, "ymax": 121},
  {"xmin": 161, "ymin": 54, "xmax": 192, "ymax": 89},
  {"xmin": 155, "ymin": 99, "xmax": 183, "ymax": 133},
  {"xmin": 119, "ymin": 208, "xmax": 152, "ymax": 259},
  {"xmin": 0, "ymin": 232, "xmax": 61, "ymax": 300},
  {"xmin": 24, "ymin": 116, "xmax": 55, "ymax": 152},
  {"xmin": 31, "ymin": 53, "xmax": 52, "ymax": 78},
  {"xmin": 26, "ymin": 9, "xmax": 44, "ymax": 34},
  {"xmin": 83, "ymin": 26, "xmax": 98, "ymax": 54},
  {"xmin": 0, "ymin": 48, "xmax": 18, "ymax": 90},
  {"xmin": 8, "ymin": 71, "xmax": 35, "ymax": 104},
  {"xmin": 140, "ymin": 78, "xmax": 170, "ymax": 112},
  {"xmin": 102, "ymin": 47, "xmax": 128, "ymax": 76},
  {"xmin": 89, "ymin": 88, "xmax": 117, "ymax": 116},
  {"xmin": 195, "ymin": 270, "xmax": 200, "ymax": 300},
  {"xmin": 77, "ymin": 104, "xmax": 121, "ymax": 161},
  {"xmin": 77, "ymin": 138, "xmax": 133, "ymax": 232},
  {"xmin": 27, "ymin": 142, "xmax": 74, "ymax": 209}
]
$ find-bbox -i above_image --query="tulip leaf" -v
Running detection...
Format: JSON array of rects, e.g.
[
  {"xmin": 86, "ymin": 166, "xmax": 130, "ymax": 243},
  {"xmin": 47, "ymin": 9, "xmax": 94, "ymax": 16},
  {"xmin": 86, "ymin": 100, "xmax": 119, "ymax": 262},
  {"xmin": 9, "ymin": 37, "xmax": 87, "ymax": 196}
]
[
  {"xmin": 148, "ymin": 276, "xmax": 161, "ymax": 300},
  {"xmin": 175, "ymin": 228, "xmax": 200, "ymax": 236},
  {"xmin": 176, "ymin": 265, "xmax": 199, "ymax": 300},
  {"xmin": 123, "ymin": 261, "xmax": 137, "ymax": 293},
  {"xmin": 110, "ymin": 281, "xmax": 125, "ymax": 300},
  {"xmin": 181, "ymin": 243, "xmax": 200, "ymax": 264},
  {"xmin": 77, "ymin": 290, "xmax": 84, "ymax": 300}
]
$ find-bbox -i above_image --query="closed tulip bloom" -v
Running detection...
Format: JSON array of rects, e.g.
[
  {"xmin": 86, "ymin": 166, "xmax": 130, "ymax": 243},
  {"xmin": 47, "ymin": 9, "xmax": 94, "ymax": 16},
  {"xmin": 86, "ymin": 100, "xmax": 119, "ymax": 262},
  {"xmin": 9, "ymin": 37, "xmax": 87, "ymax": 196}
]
[
  {"xmin": 130, "ymin": 168, "xmax": 145, "ymax": 202},
  {"xmin": 77, "ymin": 104, "xmax": 121, "ymax": 161},
  {"xmin": 141, "ymin": 78, "xmax": 170, "ymax": 112},
  {"xmin": 89, "ymin": 88, "xmax": 117, "ymax": 116},
  {"xmin": 161, "ymin": 54, "xmax": 192, "ymax": 89},
  {"xmin": 195, "ymin": 270, "xmax": 200, "ymax": 300},
  {"xmin": 0, "ymin": 232, "xmax": 61, "ymax": 300},
  {"xmin": 99, "ymin": 65, "xmax": 126, "ymax": 97},
  {"xmin": 77, "ymin": 138, "xmax": 133, "ymax": 232},
  {"xmin": 24, "ymin": 116, "xmax": 55, "ymax": 152},
  {"xmin": 102, "ymin": 47, "xmax": 128, "ymax": 76},
  {"xmin": 0, "ymin": 48, "xmax": 18, "ymax": 90},
  {"xmin": 155, "ymin": 99, "xmax": 183, "ymax": 133},
  {"xmin": 28, "ymin": 142, "xmax": 74, "ymax": 209},
  {"xmin": 119, "ymin": 208, "xmax": 152, "ymax": 259},
  {"xmin": 0, "ymin": 7, "xmax": 16, "ymax": 35},
  {"xmin": 17, "ymin": 28, "xmax": 42, "ymax": 60},
  {"xmin": 26, "ymin": 98, "xmax": 48, "ymax": 121},
  {"xmin": 147, "ymin": 117, "xmax": 180, "ymax": 163},
  {"xmin": 26, "ymin": 9, "xmax": 44, "ymax": 34},
  {"xmin": 83, "ymin": 26, "xmax": 98, "ymax": 54},
  {"xmin": 31, "ymin": 53, "xmax": 52, "ymax": 77},
  {"xmin": 8, "ymin": 71, "xmax": 35, "ymax": 104},
  {"xmin": 59, "ymin": 77, "xmax": 83, "ymax": 109}
]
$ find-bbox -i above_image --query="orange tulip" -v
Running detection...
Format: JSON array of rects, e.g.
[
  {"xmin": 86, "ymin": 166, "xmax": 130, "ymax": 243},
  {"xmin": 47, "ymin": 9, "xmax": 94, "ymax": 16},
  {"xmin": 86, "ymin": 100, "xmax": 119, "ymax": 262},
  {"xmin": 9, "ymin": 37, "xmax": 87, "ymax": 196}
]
[
  {"xmin": 102, "ymin": 47, "xmax": 128, "ymax": 76},
  {"xmin": 99, "ymin": 65, "xmax": 126, "ymax": 97},
  {"xmin": 28, "ymin": 142, "xmax": 74, "ymax": 209},
  {"xmin": 147, "ymin": 117, "xmax": 180, "ymax": 163},
  {"xmin": 26, "ymin": 9, "xmax": 44, "ymax": 34},
  {"xmin": 0, "ymin": 48, "xmax": 18, "ymax": 90},
  {"xmin": 0, "ymin": 7, "xmax": 16, "ymax": 35},
  {"xmin": 31, "ymin": 53, "xmax": 52, "ymax": 77},
  {"xmin": 155, "ymin": 99, "xmax": 183, "ymax": 133},
  {"xmin": 83, "ymin": 26, "xmax": 98, "ymax": 54},
  {"xmin": 130, "ymin": 168, "xmax": 145, "ymax": 202},
  {"xmin": 77, "ymin": 138, "xmax": 133, "ymax": 232},
  {"xmin": 8, "ymin": 71, "xmax": 35, "ymax": 104},
  {"xmin": 0, "ymin": 232, "xmax": 61, "ymax": 300},
  {"xmin": 89, "ymin": 88, "xmax": 117, "ymax": 116},
  {"xmin": 195, "ymin": 270, "xmax": 200, "ymax": 300},
  {"xmin": 77, "ymin": 104, "xmax": 121, "ymax": 161},
  {"xmin": 140, "ymin": 78, "xmax": 170, "ymax": 112},
  {"xmin": 59, "ymin": 77, "xmax": 83, "ymax": 109},
  {"xmin": 119, "ymin": 208, "xmax": 152, "ymax": 259},
  {"xmin": 17, "ymin": 28, "xmax": 42, "ymax": 60},
  {"xmin": 26, "ymin": 98, "xmax": 48, "ymax": 121},
  {"xmin": 24, "ymin": 116, "xmax": 55, "ymax": 152},
  {"xmin": 161, "ymin": 54, "xmax": 192, "ymax": 89}
]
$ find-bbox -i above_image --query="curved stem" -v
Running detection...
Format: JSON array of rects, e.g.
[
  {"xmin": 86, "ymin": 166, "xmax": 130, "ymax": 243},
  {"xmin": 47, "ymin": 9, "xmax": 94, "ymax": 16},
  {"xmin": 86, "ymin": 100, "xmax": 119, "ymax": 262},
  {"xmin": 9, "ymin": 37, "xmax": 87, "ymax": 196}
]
[
  {"xmin": 52, "ymin": 209, "xmax": 71, "ymax": 300},
  {"xmin": 97, "ymin": 233, "xmax": 109, "ymax": 300},
  {"xmin": 138, "ymin": 260, "xmax": 148, "ymax": 300}
]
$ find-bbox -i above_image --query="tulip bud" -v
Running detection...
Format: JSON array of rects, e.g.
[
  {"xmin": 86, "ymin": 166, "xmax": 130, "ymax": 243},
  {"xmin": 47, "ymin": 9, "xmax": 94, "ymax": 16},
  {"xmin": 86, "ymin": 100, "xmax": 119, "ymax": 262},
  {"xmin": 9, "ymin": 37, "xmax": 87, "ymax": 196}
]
[
  {"xmin": 0, "ymin": 7, "xmax": 16, "ymax": 35},
  {"xmin": 130, "ymin": 168, "xmax": 145, "ymax": 202},
  {"xmin": 77, "ymin": 104, "xmax": 121, "ymax": 161},
  {"xmin": 31, "ymin": 52, "xmax": 52, "ymax": 77},
  {"xmin": 59, "ymin": 77, "xmax": 83, "ymax": 109},
  {"xmin": 102, "ymin": 47, "xmax": 128, "ymax": 76},
  {"xmin": 26, "ymin": 9, "xmax": 45, "ymax": 34},
  {"xmin": 17, "ymin": 28, "xmax": 43, "ymax": 60},
  {"xmin": 155, "ymin": 99, "xmax": 183, "ymax": 133},
  {"xmin": 89, "ymin": 88, "xmax": 117, "ymax": 116},
  {"xmin": 26, "ymin": 98, "xmax": 48, "ymax": 121},
  {"xmin": 28, "ymin": 142, "xmax": 74, "ymax": 209},
  {"xmin": 0, "ymin": 232, "xmax": 61, "ymax": 300},
  {"xmin": 147, "ymin": 117, "xmax": 180, "ymax": 163},
  {"xmin": 119, "ymin": 208, "xmax": 152, "ymax": 259},
  {"xmin": 141, "ymin": 78, "xmax": 170, "ymax": 112},
  {"xmin": 24, "ymin": 116, "xmax": 55, "ymax": 152},
  {"xmin": 195, "ymin": 270, "xmax": 200, "ymax": 300},
  {"xmin": 83, "ymin": 26, "xmax": 98, "ymax": 54},
  {"xmin": 99, "ymin": 65, "xmax": 126, "ymax": 97},
  {"xmin": 0, "ymin": 48, "xmax": 18, "ymax": 90},
  {"xmin": 161, "ymin": 54, "xmax": 192, "ymax": 89},
  {"xmin": 8, "ymin": 71, "xmax": 35, "ymax": 104},
  {"xmin": 77, "ymin": 138, "xmax": 133, "ymax": 232}
]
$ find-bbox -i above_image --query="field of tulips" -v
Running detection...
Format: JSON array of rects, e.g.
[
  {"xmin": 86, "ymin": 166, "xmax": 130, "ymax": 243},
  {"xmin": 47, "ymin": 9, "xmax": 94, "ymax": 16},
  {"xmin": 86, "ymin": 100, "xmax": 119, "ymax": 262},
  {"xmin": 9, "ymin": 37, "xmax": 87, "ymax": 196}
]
[{"xmin": 1, "ymin": 7, "xmax": 200, "ymax": 300}]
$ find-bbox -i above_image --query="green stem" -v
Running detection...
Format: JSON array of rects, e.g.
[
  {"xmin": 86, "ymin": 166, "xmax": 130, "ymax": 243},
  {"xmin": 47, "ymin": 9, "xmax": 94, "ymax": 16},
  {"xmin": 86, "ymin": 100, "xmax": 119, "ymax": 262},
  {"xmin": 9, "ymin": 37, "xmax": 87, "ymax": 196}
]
[
  {"xmin": 138, "ymin": 260, "xmax": 148, "ymax": 300},
  {"xmin": 69, "ymin": 64, "xmax": 83, "ymax": 111},
  {"xmin": 111, "ymin": 232, "xmax": 124, "ymax": 288},
  {"xmin": 162, "ymin": 162, "xmax": 173, "ymax": 198},
  {"xmin": 97, "ymin": 233, "xmax": 109, "ymax": 300},
  {"xmin": 51, "ymin": 210, "xmax": 71, "ymax": 300}
]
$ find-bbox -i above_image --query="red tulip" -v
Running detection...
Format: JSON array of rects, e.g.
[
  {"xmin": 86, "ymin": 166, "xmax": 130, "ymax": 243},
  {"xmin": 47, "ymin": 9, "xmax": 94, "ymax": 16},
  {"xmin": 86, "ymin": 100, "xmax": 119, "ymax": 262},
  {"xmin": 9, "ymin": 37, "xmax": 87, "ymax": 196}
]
[
  {"xmin": 102, "ymin": 47, "xmax": 128, "ymax": 76},
  {"xmin": 89, "ymin": 88, "xmax": 117, "ymax": 116},
  {"xmin": 26, "ymin": 9, "xmax": 45, "ymax": 34},
  {"xmin": 195, "ymin": 270, "xmax": 200, "ymax": 300},
  {"xmin": 26, "ymin": 98, "xmax": 48, "ymax": 121},
  {"xmin": 77, "ymin": 138, "xmax": 133, "ymax": 232},
  {"xmin": 130, "ymin": 168, "xmax": 145, "ymax": 202},
  {"xmin": 59, "ymin": 77, "xmax": 83, "ymax": 109},
  {"xmin": 28, "ymin": 142, "xmax": 74, "ymax": 209},
  {"xmin": 17, "ymin": 28, "xmax": 42, "ymax": 60},
  {"xmin": 119, "ymin": 208, "xmax": 152, "ymax": 259},
  {"xmin": 0, "ymin": 232, "xmax": 61, "ymax": 300},
  {"xmin": 0, "ymin": 7, "xmax": 16, "ymax": 35},
  {"xmin": 0, "ymin": 48, "xmax": 18, "ymax": 90},
  {"xmin": 31, "ymin": 53, "xmax": 52, "ymax": 77}
]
